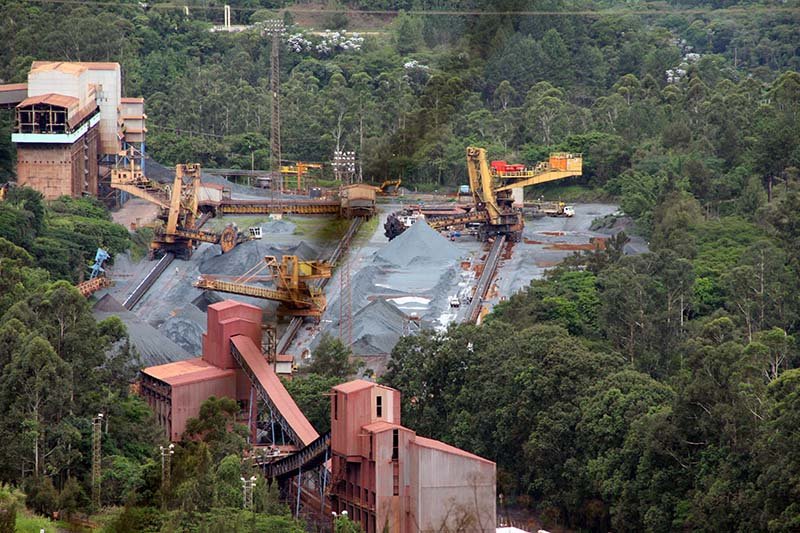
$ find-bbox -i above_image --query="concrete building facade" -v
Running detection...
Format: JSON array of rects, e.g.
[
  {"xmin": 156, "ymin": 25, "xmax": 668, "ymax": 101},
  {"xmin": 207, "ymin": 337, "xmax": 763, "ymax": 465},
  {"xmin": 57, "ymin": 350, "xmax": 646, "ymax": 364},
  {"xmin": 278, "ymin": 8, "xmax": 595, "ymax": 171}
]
[
  {"xmin": 4, "ymin": 61, "xmax": 145, "ymax": 200},
  {"xmin": 330, "ymin": 380, "xmax": 496, "ymax": 533}
]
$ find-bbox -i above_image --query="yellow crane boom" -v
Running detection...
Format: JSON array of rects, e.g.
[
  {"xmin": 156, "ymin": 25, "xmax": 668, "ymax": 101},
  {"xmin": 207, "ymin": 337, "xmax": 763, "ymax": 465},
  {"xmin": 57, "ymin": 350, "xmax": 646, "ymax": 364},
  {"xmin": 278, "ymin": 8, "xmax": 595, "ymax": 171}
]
[
  {"xmin": 194, "ymin": 255, "xmax": 332, "ymax": 317},
  {"xmin": 111, "ymin": 155, "xmax": 246, "ymax": 258},
  {"xmin": 387, "ymin": 147, "xmax": 582, "ymax": 242}
]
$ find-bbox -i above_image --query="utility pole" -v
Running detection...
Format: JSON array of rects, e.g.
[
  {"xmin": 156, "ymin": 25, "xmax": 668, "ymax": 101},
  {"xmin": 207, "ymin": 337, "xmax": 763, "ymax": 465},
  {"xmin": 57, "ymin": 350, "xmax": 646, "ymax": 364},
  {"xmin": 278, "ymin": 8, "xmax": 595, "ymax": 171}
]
[
  {"xmin": 260, "ymin": 19, "xmax": 285, "ymax": 191},
  {"xmin": 241, "ymin": 475, "xmax": 257, "ymax": 509},
  {"xmin": 91, "ymin": 413, "xmax": 104, "ymax": 510},
  {"xmin": 160, "ymin": 443, "xmax": 175, "ymax": 510}
]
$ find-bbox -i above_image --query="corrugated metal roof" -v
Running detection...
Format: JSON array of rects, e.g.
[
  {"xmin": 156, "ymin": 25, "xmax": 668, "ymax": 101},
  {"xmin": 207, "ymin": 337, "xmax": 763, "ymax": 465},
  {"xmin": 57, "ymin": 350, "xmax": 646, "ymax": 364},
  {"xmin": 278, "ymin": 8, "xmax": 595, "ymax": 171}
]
[
  {"xmin": 30, "ymin": 61, "xmax": 120, "ymax": 73},
  {"xmin": 275, "ymin": 354, "xmax": 294, "ymax": 362},
  {"xmin": 413, "ymin": 436, "xmax": 495, "ymax": 465},
  {"xmin": 232, "ymin": 335, "xmax": 319, "ymax": 446},
  {"xmin": 333, "ymin": 379, "xmax": 376, "ymax": 393},
  {"xmin": 142, "ymin": 357, "xmax": 235, "ymax": 386},
  {"xmin": 0, "ymin": 83, "xmax": 27, "ymax": 92},
  {"xmin": 0, "ymin": 83, "xmax": 28, "ymax": 107},
  {"xmin": 362, "ymin": 421, "xmax": 404, "ymax": 434},
  {"xmin": 17, "ymin": 93, "xmax": 79, "ymax": 109},
  {"xmin": 67, "ymin": 102, "xmax": 99, "ymax": 128}
]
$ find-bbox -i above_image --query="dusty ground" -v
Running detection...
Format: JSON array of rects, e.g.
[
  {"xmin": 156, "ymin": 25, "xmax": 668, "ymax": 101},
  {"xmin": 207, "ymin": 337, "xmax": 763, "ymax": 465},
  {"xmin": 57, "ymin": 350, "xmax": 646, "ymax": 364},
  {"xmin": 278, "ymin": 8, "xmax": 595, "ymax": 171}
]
[
  {"xmin": 102, "ymin": 215, "xmax": 346, "ymax": 356},
  {"xmin": 111, "ymin": 198, "xmax": 160, "ymax": 230},
  {"xmin": 486, "ymin": 203, "xmax": 628, "ymax": 314},
  {"xmin": 103, "ymin": 191, "xmax": 642, "ymax": 374}
]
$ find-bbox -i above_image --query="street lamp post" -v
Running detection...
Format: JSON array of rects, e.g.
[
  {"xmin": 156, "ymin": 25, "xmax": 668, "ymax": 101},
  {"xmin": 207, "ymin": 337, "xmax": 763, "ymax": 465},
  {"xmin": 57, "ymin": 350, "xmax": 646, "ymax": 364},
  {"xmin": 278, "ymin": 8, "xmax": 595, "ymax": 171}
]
[
  {"xmin": 91, "ymin": 413, "xmax": 104, "ymax": 510},
  {"xmin": 160, "ymin": 443, "xmax": 175, "ymax": 509},
  {"xmin": 240, "ymin": 475, "xmax": 257, "ymax": 509}
]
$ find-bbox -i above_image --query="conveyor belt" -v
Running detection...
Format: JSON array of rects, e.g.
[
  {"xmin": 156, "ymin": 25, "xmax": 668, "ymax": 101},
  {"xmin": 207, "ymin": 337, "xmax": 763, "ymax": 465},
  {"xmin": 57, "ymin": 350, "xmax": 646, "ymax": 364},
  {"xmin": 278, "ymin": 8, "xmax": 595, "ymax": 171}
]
[
  {"xmin": 219, "ymin": 199, "xmax": 340, "ymax": 215},
  {"xmin": 465, "ymin": 235, "xmax": 505, "ymax": 324},
  {"xmin": 231, "ymin": 335, "xmax": 319, "ymax": 447},
  {"xmin": 123, "ymin": 253, "xmax": 174, "ymax": 310},
  {"xmin": 262, "ymin": 432, "xmax": 331, "ymax": 480}
]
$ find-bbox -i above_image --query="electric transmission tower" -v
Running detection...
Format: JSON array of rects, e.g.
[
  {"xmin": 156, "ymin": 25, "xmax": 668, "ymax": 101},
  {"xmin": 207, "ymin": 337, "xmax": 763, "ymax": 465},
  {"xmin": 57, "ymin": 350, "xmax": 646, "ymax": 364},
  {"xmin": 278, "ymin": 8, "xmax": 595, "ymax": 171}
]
[
  {"xmin": 261, "ymin": 19, "xmax": 285, "ymax": 185},
  {"xmin": 339, "ymin": 256, "xmax": 352, "ymax": 347},
  {"xmin": 91, "ymin": 413, "xmax": 104, "ymax": 510}
]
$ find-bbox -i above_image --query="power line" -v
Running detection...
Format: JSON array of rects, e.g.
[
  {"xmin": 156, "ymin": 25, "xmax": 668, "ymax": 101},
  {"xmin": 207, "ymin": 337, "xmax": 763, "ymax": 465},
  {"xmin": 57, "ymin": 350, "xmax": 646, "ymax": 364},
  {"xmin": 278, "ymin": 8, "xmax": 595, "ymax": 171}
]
[
  {"xmin": 148, "ymin": 123, "xmax": 331, "ymax": 143},
  {"xmin": 22, "ymin": 0, "xmax": 800, "ymax": 17}
]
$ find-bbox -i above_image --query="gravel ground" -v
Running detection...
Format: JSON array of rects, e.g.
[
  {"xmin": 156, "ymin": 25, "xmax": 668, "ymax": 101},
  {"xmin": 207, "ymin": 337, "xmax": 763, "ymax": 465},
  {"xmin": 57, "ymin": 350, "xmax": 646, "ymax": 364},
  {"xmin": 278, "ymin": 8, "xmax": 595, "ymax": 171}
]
[
  {"xmin": 101, "ymin": 214, "xmax": 344, "ymax": 357},
  {"xmin": 485, "ymin": 203, "xmax": 647, "ymax": 313},
  {"xmin": 103, "ymin": 192, "xmax": 642, "ymax": 375},
  {"xmin": 287, "ymin": 208, "xmax": 483, "ymax": 376}
]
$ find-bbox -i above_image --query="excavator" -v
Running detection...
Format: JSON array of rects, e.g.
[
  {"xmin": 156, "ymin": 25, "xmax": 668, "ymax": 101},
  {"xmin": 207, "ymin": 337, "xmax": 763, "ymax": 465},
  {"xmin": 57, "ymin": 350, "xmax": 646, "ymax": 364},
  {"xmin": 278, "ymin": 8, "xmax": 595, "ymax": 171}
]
[
  {"xmin": 384, "ymin": 147, "xmax": 582, "ymax": 242},
  {"xmin": 194, "ymin": 255, "xmax": 332, "ymax": 318},
  {"xmin": 378, "ymin": 178, "xmax": 402, "ymax": 196},
  {"xmin": 111, "ymin": 155, "xmax": 247, "ymax": 259}
]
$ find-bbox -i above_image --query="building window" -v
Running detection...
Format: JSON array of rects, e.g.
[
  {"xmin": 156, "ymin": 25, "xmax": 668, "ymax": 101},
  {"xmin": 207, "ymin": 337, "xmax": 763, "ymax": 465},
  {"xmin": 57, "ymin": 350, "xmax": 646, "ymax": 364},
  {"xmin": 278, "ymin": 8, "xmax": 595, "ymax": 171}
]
[
  {"xmin": 376, "ymin": 395, "xmax": 382, "ymax": 418},
  {"xmin": 334, "ymin": 394, "xmax": 338, "ymax": 420},
  {"xmin": 392, "ymin": 428, "xmax": 399, "ymax": 496}
]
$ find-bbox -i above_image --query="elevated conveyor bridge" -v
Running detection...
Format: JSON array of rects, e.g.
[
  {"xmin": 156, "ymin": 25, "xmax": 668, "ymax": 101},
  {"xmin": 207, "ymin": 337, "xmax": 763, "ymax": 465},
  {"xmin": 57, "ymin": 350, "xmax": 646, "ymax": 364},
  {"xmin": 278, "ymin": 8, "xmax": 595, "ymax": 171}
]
[{"xmin": 229, "ymin": 334, "xmax": 332, "ymax": 519}]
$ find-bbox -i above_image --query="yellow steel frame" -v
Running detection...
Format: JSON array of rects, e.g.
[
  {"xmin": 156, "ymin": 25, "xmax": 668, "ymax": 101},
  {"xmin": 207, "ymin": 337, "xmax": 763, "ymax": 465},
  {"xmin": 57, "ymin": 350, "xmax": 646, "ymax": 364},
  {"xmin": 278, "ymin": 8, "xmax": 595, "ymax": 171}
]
[
  {"xmin": 194, "ymin": 255, "xmax": 332, "ymax": 317},
  {"xmin": 219, "ymin": 202, "xmax": 340, "ymax": 215}
]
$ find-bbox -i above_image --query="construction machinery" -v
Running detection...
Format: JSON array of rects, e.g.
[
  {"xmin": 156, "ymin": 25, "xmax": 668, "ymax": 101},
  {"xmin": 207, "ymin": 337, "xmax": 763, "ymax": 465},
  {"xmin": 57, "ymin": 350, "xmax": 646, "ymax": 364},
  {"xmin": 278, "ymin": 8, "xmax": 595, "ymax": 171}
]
[
  {"xmin": 195, "ymin": 255, "xmax": 332, "ymax": 317},
  {"xmin": 76, "ymin": 248, "xmax": 112, "ymax": 297},
  {"xmin": 384, "ymin": 147, "xmax": 582, "ymax": 241},
  {"xmin": 378, "ymin": 178, "xmax": 402, "ymax": 196},
  {"xmin": 279, "ymin": 161, "xmax": 323, "ymax": 192},
  {"xmin": 525, "ymin": 200, "xmax": 575, "ymax": 217},
  {"xmin": 111, "ymin": 156, "xmax": 247, "ymax": 259}
]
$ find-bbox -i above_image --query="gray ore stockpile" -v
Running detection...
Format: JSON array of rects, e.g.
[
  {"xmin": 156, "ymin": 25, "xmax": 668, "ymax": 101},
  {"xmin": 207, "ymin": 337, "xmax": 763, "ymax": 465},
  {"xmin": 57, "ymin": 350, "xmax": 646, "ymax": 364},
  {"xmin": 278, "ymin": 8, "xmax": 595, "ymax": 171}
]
[
  {"xmin": 335, "ymin": 221, "xmax": 462, "ymax": 358},
  {"xmin": 375, "ymin": 219, "xmax": 462, "ymax": 267}
]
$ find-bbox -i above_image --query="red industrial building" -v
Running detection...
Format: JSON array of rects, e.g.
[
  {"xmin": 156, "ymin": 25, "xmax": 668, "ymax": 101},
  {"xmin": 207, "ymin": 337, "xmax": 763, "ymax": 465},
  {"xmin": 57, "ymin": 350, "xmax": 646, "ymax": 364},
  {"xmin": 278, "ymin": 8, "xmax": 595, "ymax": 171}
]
[
  {"xmin": 330, "ymin": 380, "xmax": 496, "ymax": 532},
  {"xmin": 138, "ymin": 299, "xmax": 496, "ymax": 531},
  {"xmin": 139, "ymin": 300, "xmax": 316, "ymax": 445}
]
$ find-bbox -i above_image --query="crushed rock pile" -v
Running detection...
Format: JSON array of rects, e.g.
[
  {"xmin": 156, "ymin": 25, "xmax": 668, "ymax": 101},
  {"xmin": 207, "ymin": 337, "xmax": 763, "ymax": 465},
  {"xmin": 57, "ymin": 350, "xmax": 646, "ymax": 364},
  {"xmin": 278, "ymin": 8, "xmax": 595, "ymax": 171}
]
[
  {"xmin": 92, "ymin": 295, "xmax": 192, "ymax": 366},
  {"xmin": 162, "ymin": 304, "xmax": 207, "ymax": 355},
  {"xmin": 261, "ymin": 219, "xmax": 296, "ymax": 234},
  {"xmin": 350, "ymin": 299, "xmax": 416, "ymax": 355},
  {"xmin": 374, "ymin": 221, "xmax": 462, "ymax": 267},
  {"xmin": 197, "ymin": 239, "xmax": 318, "ymax": 275}
]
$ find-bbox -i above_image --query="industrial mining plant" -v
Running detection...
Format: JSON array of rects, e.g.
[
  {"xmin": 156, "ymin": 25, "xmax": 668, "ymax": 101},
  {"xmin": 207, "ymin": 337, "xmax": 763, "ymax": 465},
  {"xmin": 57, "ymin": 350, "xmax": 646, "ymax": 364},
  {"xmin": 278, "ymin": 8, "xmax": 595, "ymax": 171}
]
[{"xmin": 0, "ymin": 57, "xmax": 612, "ymax": 532}]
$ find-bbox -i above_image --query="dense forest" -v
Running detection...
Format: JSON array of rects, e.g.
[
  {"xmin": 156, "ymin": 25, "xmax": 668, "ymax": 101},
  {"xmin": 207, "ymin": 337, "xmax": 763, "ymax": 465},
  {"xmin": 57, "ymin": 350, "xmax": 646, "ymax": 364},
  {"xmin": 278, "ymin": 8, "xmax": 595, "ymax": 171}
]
[
  {"xmin": 1, "ymin": 0, "xmax": 798, "ymax": 187},
  {"xmin": 1, "ymin": 0, "xmax": 799, "ymax": 530}
]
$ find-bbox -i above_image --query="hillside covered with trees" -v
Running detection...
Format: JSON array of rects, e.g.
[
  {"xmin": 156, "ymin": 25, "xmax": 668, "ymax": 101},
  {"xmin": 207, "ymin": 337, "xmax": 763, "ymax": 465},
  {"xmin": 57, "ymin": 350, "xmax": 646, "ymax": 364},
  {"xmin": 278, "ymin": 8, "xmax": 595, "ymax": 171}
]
[{"xmin": 0, "ymin": 0, "xmax": 799, "ymax": 530}]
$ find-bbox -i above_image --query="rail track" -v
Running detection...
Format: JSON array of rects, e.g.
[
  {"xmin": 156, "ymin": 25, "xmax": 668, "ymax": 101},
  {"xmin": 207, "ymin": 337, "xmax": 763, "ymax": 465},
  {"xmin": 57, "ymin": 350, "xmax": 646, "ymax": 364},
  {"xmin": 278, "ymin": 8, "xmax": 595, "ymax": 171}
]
[{"xmin": 464, "ymin": 235, "xmax": 505, "ymax": 324}]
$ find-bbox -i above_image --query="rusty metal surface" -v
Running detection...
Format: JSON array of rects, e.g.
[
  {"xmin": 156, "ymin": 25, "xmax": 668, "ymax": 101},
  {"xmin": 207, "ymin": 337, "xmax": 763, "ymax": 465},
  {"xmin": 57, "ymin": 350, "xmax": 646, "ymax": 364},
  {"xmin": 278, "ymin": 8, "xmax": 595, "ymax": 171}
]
[{"xmin": 231, "ymin": 335, "xmax": 319, "ymax": 447}]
